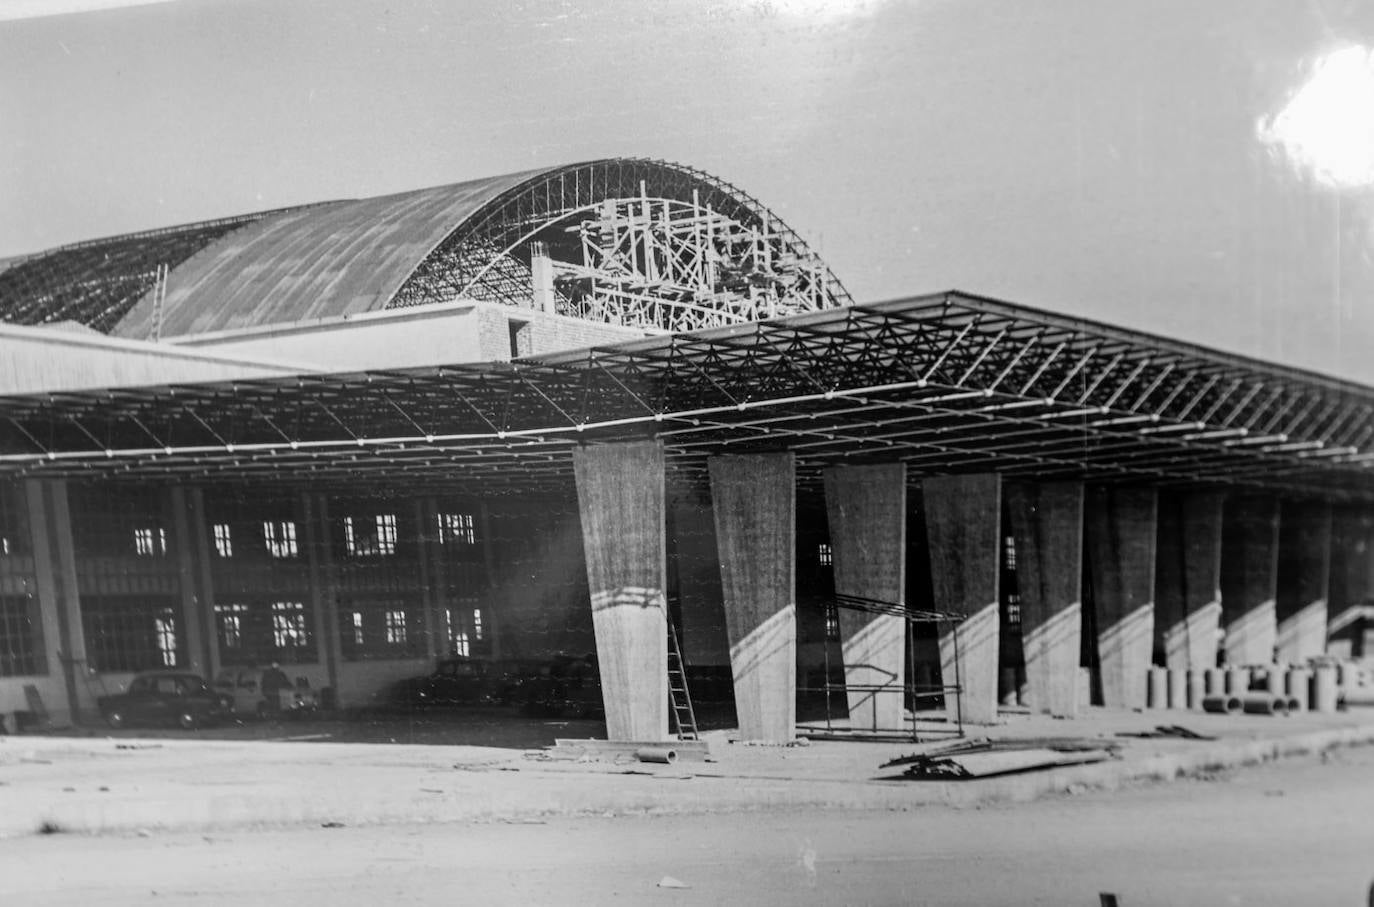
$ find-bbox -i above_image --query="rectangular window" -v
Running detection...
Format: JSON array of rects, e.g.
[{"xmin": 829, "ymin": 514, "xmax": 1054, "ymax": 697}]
[
  {"xmin": 384, "ymin": 609, "xmax": 407, "ymax": 645},
  {"xmin": 344, "ymin": 514, "xmax": 398, "ymax": 556},
  {"xmin": 351, "ymin": 612, "xmax": 365, "ymax": 647},
  {"xmin": 263, "ymin": 521, "xmax": 298, "ymax": 558},
  {"xmin": 0, "ymin": 595, "xmax": 45, "ymax": 676},
  {"xmin": 212, "ymin": 523, "xmax": 233, "ymax": 558},
  {"xmin": 1006, "ymin": 592, "xmax": 1022, "ymax": 626},
  {"xmin": 1004, "ymin": 535, "xmax": 1017, "ymax": 571},
  {"xmin": 83, "ymin": 596, "xmax": 183, "ymax": 672},
  {"xmin": 438, "ymin": 512, "xmax": 476, "ymax": 545},
  {"xmin": 472, "ymin": 608, "xmax": 483, "ymax": 641},
  {"xmin": 0, "ymin": 484, "xmax": 30, "ymax": 558},
  {"xmin": 155, "ymin": 609, "xmax": 177, "ymax": 667},
  {"xmin": 133, "ymin": 526, "xmax": 167, "ymax": 557},
  {"xmin": 817, "ymin": 543, "xmax": 833, "ymax": 567},
  {"xmin": 824, "ymin": 602, "xmax": 840, "ymax": 641},
  {"xmin": 215, "ymin": 603, "xmax": 248, "ymax": 649},
  {"xmin": 271, "ymin": 601, "xmax": 310, "ymax": 649}
]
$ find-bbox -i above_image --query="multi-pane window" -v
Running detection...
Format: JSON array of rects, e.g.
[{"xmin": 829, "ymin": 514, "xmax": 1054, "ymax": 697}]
[
  {"xmin": 212, "ymin": 524, "xmax": 233, "ymax": 558},
  {"xmin": 215, "ymin": 603, "xmax": 248, "ymax": 649},
  {"xmin": 83, "ymin": 596, "xmax": 183, "ymax": 672},
  {"xmin": 1004, "ymin": 535, "xmax": 1017, "ymax": 570},
  {"xmin": 271, "ymin": 601, "xmax": 310, "ymax": 649},
  {"xmin": 437, "ymin": 512, "xmax": 476, "ymax": 545},
  {"xmin": 385, "ymin": 609, "xmax": 408, "ymax": 645},
  {"xmin": 817, "ymin": 543, "xmax": 833, "ymax": 567},
  {"xmin": 444, "ymin": 604, "xmax": 481, "ymax": 657},
  {"xmin": 155, "ymin": 608, "xmax": 178, "ymax": 666},
  {"xmin": 263, "ymin": 521, "xmax": 298, "ymax": 558},
  {"xmin": 133, "ymin": 527, "xmax": 167, "ymax": 557},
  {"xmin": 472, "ymin": 608, "xmax": 483, "ymax": 641},
  {"xmin": 0, "ymin": 595, "xmax": 44, "ymax": 676},
  {"xmin": 344, "ymin": 514, "xmax": 398, "ymax": 557},
  {"xmin": 351, "ymin": 612, "xmax": 365, "ymax": 647},
  {"xmin": 824, "ymin": 602, "xmax": 841, "ymax": 641},
  {"xmin": 1006, "ymin": 592, "xmax": 1022, "ymax": 626}
]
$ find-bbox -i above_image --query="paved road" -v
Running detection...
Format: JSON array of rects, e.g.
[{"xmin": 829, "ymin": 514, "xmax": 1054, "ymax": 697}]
[{"xmin": 7, "ymin": 746, "xmax": 1374, "ymax": 906}]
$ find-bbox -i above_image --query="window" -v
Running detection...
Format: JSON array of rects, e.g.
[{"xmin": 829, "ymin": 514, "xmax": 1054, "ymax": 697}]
[
  {"xmin": 155, "ymin": 609, "xmax": 178, "ymax": 666},
  {"xmin": 215, "ymin": 603, "xmax": 248, "ymax": 649},
  {"xmin": 385, "ymin": 609, "xmax": 408, "ymax": 645},
  {"xmin": 0, "ymin": 484, "xmax": 29, "ymax": 558},
  {"xmin": 0, "ymin": 595, "xmax": 44, "ymax": 676},
  {"xmin": 817, "ymin": 543, "xmax": 833, "ymax": 567},
  {"xmin": 472, "ymin": 608, "xmax": 483, "ymax": 641},
  {"xmin": 437, "ymin": 512, "xmax": 476, "ymax": 545},
  {"xmin": 263, "ymin": 521, "xmax": 298, "ymax": 558},
  {"xmin": 1004, "ymin": 535, "xmax": 1017, "ymax": 571},
  {"xmin": 444, "ymin": 605, "xmax": 479, "ymax": 656},
  {"xmin": 271, "ymin": 601, "xmax": 310, "ymax": 649},
  {"xmin": 824, "ymin": 602, "xmax": 840, "ymax": 641},
  {"xmin": 350, "ymin": 612, "xmax": 365, "ymax": 647},
  {"xmin": 344, "ymin": 514, "xmax": 398, "ymax": 556},
  {"xmin": 133, "ymin": 526, "xmax": 167, "ymax": 557},
  {"xmin": 82, "ymin": 596, "xmax": 183, "ymax": 672},
  {"xmin": 212, "ymin": 523, "xmax": 233, "ymax": 558},
  {"xmin": 1006, "ymin": 592, "xmax": 1022, "ymax": 626}
]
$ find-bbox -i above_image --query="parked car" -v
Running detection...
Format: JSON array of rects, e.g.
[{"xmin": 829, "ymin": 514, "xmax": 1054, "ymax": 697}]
[
  {"xmin": 392, "ymin": 657, "xmax": 508, "ymax": 708},
  {"xmin": 98, "ymin": 671, "xmax": 233, "ymax": 730},
  {"xmin": 516, "ymin": 654, "xmax": 604, "ymax": 719},
  {"xmin": 213, "ymin": 666, "xmax": 319, "ymax": 718}
]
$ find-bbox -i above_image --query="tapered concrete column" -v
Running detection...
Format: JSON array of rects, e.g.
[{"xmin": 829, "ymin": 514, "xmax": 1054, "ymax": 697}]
[
  {"xmin": 923, "ymin": 473, "xmax": 1001, "ymax": 725},
  {"xmin": 165, "ymin": 487, "xmax": 209, "ymax": 678},
  {"xmin": 1006, "ymin": 482, "xmax": 1083, "ymax": 717},
  {"xmin": 573, "ymin": 440, "xmax": 668, "ymax": 742},
  {"xmin": 1085, "ymin": 487, "xmax": 1157, "ymax": 710},
  {"xmin": 709, "ymin": 453, "xmax": 795, "ymax": 743},
  {"xmin": 1154, "ymin": 491, "xmax": 1223, "ymax": 671},
  {"xmin": 824, "ymin": 463, "xmax": 906, "ymax": 731},
  {"xmin": 24, "ymin": 479, "xmax": 85, "ymax": 723},
  {"xmin": 1328, "ymin": 508, "xmax": 1374, "ymax": 655},
  {"xmin": 1276, "ymin": 501, "xmax": 1332, "ymax": 664},
  {"xmin": 1221, "ymin": 496, "xmax": 1279, "ymax": 666}
]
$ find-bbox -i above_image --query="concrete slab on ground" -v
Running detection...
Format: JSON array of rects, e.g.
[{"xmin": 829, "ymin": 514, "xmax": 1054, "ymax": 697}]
[{"xmin": 3, "ymin": 707, "xmax": 1374, "ymax": 838}]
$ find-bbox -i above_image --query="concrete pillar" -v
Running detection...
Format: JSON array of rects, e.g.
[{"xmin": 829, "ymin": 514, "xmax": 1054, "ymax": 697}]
[
  {"xmin": 1006, "ymin": 481, "xmax": 1084, "ymax": 717},
  {"xmin": 923, "ymin": 473, "xmax": 1001, "ymax": 725},
  {"xmin": 823, "ymin": 463, "xmax": 907, "ymax": 731},
  {"xmin": 1276, "ymin": 501, "xmax": 1332, "ymax": 664},
  {"xmin": 709, "ymin": 453, "xmax": 796, "ymax": 743},
  {"xmin": 1221, "ymin": 495, "xmax": 1279, "ymax": 666},
  {"xmin": 415, "ymin": 498, "xmax": 441, "ymax": 660},
  {"xmin": 1085, "ymin": 487, "xmax": 1157, "ymax": 710},
  {"xmin": 186, "ymin": 488, "xmax": 221, "ymax": 683},
  {"xmin": 1154, "ymin": 490, "xmax": 1223, "ymax": 672},
  {"xmin": 572, "ymin": 440, "xmax": 668, "ymax": 742},
  {"xmin": 1327, "ymin": 508, "xmax": 1374, "ymax": 657},
  {"xmin": 302, "ymin": 493, "xmax": 342, "ymax": 701},
  {"xmin": 165, "ymin": 487, "xmax": 210, "ymax": 678},
  {"xmin": 23, "ymin": 479, "xmax": 84, "ymax": 724}
]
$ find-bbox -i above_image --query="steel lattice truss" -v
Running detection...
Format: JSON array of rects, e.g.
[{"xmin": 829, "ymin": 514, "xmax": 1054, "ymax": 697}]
[
  {"xmin": 0, "ymin": 214, "xmax": 273, "ymax": 332},
  {"xmin": 386, "ymin": 158, "xmax": 850, "ymax": 330},
  {"xmin": 1, "ymin": 292, "xmax": 1372, "ymax": 502}
]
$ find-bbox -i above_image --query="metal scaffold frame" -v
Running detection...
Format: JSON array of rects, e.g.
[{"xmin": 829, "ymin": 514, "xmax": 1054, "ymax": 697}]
[{"xmin": 797, "ymin": 592, "xmax": 966, "ymax": 743}]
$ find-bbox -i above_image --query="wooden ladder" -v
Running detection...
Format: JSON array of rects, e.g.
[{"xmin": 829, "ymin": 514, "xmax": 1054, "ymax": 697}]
[{"xmin": 666, "ymin": 618, "xmax": 699, "ymax": 741}]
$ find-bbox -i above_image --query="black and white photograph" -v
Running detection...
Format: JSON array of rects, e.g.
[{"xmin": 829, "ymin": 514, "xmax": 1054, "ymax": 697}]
[{"xmin": 3, "ymin": 1, "xmax": 1374, "ymax": 903}]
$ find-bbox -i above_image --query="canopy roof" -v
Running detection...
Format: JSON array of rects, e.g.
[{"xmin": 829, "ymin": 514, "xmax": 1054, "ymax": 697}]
[{"xmin": 1, "ymin": 291, "xmax": 1371, "ymax": 502}]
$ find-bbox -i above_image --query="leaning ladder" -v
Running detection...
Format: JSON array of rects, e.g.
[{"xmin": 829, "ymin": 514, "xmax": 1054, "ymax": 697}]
[{"xmin": 666, "ymin": 617, "xmax": 699, "ymax": 741}]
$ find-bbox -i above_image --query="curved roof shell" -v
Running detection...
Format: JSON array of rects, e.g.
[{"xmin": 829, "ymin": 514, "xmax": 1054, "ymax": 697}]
[{"xmin": 0, "ymin": 159, "xmax": 849, "ymax": 340}]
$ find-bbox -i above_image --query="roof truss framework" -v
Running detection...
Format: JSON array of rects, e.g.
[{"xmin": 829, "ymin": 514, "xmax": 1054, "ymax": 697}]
[{"xmin": 0, "ymin": 292, "xmax": 1372, "ymax": 501}]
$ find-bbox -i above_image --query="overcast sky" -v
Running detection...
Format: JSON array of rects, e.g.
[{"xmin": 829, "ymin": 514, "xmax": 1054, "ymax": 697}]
[{"xmin": 3, "ymin": 0, "xmax": 1374, "ymax": 381}]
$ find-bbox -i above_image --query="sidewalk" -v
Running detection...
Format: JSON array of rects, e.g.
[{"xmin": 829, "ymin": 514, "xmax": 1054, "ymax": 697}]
[{"xmin": 4, "ymin": 707, "xmax": 1374, "ymax": 838}]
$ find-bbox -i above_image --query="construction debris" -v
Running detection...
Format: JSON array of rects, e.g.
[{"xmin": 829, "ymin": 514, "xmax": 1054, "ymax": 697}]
[
  {"xmin": 1115, "ymin": 725, "xmax": 1217, "ymax": 741},
  {"xmin": 881, "ymin": 737, "xmax": 1121, "ymax": 780}
]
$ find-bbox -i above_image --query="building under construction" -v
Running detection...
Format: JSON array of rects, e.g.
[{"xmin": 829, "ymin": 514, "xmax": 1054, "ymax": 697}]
[{"xmin": 0, "ymin": 158, "xmax": 1371, "ymax": 742}]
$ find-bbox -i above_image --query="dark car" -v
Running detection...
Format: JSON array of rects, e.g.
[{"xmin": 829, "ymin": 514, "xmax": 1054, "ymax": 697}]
[
  {"xmin": 516, "ymin": 654, "xmax": 604, "ymax": 719},
  {"xmin": 98, "ymin": 671, "xmax": 233, "ymax": 730},
  {"xmin": 392, "ymin": 657, "xmax": 507, "ymax": 708}
]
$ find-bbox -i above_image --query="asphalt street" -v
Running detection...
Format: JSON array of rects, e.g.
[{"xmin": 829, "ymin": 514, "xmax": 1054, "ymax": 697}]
[{"xmin": 7, "ymin": 743, "xmax": 1374, "ymax": 906}]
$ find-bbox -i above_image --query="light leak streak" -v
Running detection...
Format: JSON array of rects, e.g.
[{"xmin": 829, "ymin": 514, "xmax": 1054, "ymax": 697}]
[{"xmin": 1260, "ymin": 45, "xmax": 1374, "ymax": 189}]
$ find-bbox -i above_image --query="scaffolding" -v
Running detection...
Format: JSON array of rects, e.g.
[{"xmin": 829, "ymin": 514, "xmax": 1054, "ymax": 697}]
[{"xmin": 798, "ymin": 592, "xmax": 966, "ymax": 743}]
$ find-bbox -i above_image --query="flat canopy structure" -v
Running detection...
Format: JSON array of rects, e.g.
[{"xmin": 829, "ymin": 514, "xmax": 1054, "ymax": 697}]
[{"xmin": 1, "ymin": 291, "xmax": 1372, "ymax": 501}]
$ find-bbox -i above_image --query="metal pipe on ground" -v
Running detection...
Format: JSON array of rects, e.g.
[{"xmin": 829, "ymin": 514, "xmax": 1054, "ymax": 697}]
[
  {"xmin": 1340, "ymin": 688, "xmax": 1374, "ymax": 707},
  {"xmin": 1225, "ymin": 667, "xmax": 1251, "ymax": 695},
  {"xmin": 1285, "ymin": 667, "xmax": 1312, "ymax": 711},
  {"xmin": 1312, "ymin": 664, "xmax": 1339, "ymax": 713},
  {"xmin": 1201, "ymin": 694, "xmax": 1242, "ymax": 714},
  {"xmin": 635, "ymin": 747, "xmax": 679, "ymax": 764},
  {"xmin": 1166, "ymin": 669, "xmax": 1186, "ymax": 709},
  {"xmin": 1147, "ymin": 667, "xmax": 1168, "ymax": 709},
  {"xmin": 1240, "ymin": 693, "xmax": 1288, "ymax": 715}
]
